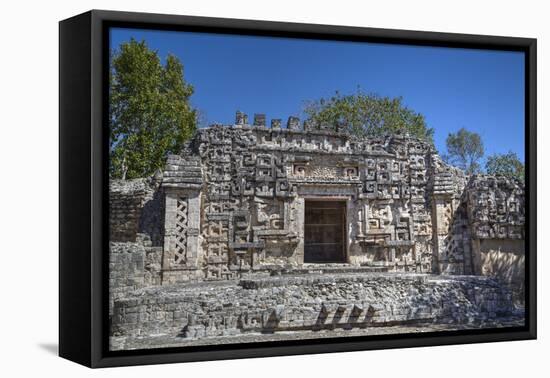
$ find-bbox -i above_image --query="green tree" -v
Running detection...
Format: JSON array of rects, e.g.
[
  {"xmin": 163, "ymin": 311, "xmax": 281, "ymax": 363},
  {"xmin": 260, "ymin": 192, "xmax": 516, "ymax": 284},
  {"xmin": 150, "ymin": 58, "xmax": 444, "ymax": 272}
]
[
  {"xmin": 444, "ymin": 128, "xmax": 484, "ymax": 174},
  {"xmin": 486, "ymin": 151, "xmax": 524, "ymax": 182},
  {"xmin": 110, "ymin": 39, "xmax": 197, "ymax": 179},
  {"xmin": 303, "ymin": 90, "xmax": 434, "ymax": 143}
]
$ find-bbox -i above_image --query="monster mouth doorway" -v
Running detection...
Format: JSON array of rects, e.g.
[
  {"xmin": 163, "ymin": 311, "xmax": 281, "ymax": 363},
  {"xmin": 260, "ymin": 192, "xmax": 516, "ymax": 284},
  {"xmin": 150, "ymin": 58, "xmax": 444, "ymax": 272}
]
[{"xmin": 304, "ymin": 200, "xmax": 347, "ymax": 263}]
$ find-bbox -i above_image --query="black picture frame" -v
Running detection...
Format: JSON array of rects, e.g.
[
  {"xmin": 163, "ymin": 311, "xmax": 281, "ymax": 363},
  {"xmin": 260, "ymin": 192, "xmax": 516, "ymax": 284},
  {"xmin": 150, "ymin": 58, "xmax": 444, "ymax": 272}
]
[{"xmin": 59, "ymin": 9, "xmax": 537, "ymax": 368}]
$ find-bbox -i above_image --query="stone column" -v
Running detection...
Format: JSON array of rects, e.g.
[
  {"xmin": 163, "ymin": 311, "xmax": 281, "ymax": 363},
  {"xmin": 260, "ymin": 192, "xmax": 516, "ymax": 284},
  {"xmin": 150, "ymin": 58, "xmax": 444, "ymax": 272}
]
[
  {"xmin": 345, "ymin": 198, "xmax": 354, "ymax": 264},
  {"xmin": 471, "ymin": 238, "xmax": 482, "ymax": 275},
  {"xmin": 293, "ymin": 196, "xmax": 305, "ymax": 264},
  {"xmin": 162, "ymin": 189, "xmax": 179, "ymax": 271},
  {"xmin": 161, "ymin": 187, "xmax": 202, "ymax": 283},
  {"xmin": 186, "ymin": 192, "xmax": 201, "ymax": 267},
  {"xmin": 431, "ymin": 194, "xmax": 453, "ymax": 274}
]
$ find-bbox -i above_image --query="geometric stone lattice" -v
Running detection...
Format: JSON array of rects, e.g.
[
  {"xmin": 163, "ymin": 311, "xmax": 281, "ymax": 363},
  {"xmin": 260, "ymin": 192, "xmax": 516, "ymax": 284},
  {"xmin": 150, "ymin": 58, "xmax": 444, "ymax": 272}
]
[{"xmin": 174, "ymin": 197, "xmax": 188, "ymax": 264}]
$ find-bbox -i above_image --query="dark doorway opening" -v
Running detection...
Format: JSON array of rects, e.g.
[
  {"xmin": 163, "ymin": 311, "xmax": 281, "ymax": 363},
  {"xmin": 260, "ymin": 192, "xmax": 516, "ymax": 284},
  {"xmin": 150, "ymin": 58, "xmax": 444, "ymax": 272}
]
[{"xmin": 304, "ymin": 200, "xmax": 346, "ymax": 263}]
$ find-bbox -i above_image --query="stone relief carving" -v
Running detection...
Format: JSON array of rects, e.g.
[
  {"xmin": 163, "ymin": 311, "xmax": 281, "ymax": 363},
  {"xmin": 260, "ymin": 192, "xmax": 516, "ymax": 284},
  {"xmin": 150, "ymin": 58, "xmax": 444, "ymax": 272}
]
[
  {"xmin": 108, "ymin": 111, "xmax": 526, "ymax": 348},
  {"xmin": 106, "ymin": 111, "xmax": 525, "ymax": 282},
  {"xmin": 174, "ymin": 197, "xmax": 188, "ymax": 265}
]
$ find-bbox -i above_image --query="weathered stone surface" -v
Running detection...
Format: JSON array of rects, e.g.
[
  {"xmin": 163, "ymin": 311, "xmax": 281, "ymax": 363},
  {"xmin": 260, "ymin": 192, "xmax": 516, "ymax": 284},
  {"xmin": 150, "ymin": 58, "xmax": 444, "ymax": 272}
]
[
  {"xmin": 466, "ymin": 175, "xmax": 525, "ymax": 240},
  {"xmin": 109, "ymin": 177, "xmax": 164, "ymax": 245},
  {"xmin": 253, "ymin": 113, "xmax": 266, "ymax": 127},
  {"xmin": 111, "ymin": 273, "xmax": 516, "ymax": 341},
  {"xmin": 109, "ymin": 178, "xmax": 155, "ymax": 242},
  {"xmin": 287, "ymin": 116, "xmax": 301, "ymax": 130},
  {"xmin": 109, "ymin": 236, "xmax": 162, "ymax": 314},
  {"xmin": 109, "ymin": 113, "xmax": 526, "ymax": 347},
  {"xmin": 110, "ymin": 316, "xmax": 525, "ymax": 351}
]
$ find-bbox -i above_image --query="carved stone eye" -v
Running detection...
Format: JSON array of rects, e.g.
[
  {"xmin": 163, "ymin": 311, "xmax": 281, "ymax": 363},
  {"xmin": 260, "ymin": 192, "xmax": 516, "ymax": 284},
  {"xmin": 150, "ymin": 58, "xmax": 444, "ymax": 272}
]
[{"xmin": 293, "ymin": 164, "xmax": 306, "ymax": 177}]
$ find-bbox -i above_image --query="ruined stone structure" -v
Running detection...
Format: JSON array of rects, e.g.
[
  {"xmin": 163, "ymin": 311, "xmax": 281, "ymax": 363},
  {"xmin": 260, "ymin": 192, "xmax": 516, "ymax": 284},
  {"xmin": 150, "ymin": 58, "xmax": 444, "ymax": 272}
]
[{"xmin": 109, "ymin": 112, "xmax": 525, "ymax": 349}]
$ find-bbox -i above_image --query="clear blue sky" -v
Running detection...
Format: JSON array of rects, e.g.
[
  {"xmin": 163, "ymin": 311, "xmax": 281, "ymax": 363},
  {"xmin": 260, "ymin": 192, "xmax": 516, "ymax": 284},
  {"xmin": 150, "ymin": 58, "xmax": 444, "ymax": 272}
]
[{"xmin": 110, "ymin": 28, "xmax": 525, "ymax": 162}]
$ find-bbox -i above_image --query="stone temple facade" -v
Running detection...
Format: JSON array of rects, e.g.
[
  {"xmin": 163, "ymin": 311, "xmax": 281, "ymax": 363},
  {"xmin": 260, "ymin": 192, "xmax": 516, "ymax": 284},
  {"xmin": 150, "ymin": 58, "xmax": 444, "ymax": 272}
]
[{"xmin": 109, "ymin": 112, "xmax": 525, "ymax": 350}]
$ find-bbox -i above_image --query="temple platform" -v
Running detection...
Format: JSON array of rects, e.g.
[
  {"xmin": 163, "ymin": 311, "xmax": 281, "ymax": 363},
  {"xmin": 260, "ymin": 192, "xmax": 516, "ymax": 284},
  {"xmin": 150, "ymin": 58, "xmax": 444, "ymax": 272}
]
[{"xmin": 110, "ymin": 272, "xmax": 520, "ymax": 351}]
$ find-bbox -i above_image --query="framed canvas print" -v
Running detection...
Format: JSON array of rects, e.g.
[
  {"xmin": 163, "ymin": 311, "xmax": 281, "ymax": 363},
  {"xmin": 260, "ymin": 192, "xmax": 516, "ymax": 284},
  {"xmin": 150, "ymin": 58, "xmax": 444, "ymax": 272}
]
[{"xmin": 59, "ymin": 10, "xmax": 536, "ymax": 368}]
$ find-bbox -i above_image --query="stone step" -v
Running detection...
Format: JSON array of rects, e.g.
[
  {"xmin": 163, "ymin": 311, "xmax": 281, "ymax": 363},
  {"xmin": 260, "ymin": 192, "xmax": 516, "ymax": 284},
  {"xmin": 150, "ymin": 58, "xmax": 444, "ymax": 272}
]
[{"xmin": 278, "ymin": 265, "xmax": 389, "ymax": 275}]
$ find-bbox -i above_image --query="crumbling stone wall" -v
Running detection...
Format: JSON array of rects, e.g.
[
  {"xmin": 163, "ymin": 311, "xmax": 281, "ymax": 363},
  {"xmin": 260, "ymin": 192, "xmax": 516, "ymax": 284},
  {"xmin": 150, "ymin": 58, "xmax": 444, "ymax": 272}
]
[
  {"xmin": 109, "ymin": 178, "xmax": 163, "ymax": 244},
  {"xmin": 429, "ymin": 155, "xmax": 469, "ymax": 274},
  {"xmin": 466, "ymin": 175, "xmax": 525, "ymax": 303},
  {"xmin": 466, "ymin": 175, "xmax": 524, "ymax": 241},
  {"xmin": 111, "ymin": 273, "xmax": 514, "ymax": 342},
  {"xmin": 109, "ymin": 236, "xmax": 162, "ymax": 314},
  {"xmin": 109, "ymin": 178, "xmax": 164, "ymax": 313}
]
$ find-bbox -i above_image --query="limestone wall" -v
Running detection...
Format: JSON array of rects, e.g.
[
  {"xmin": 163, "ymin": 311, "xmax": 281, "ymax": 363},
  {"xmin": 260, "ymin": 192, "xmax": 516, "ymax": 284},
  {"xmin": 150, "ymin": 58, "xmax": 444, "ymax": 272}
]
[
  {"xmin": 160, "ymin": 119, "xmax": 441, "ymax": 281},
  {"xmin": 111, "ymin": 273, "xmax": 515, "ymax": 341},
  {"xmin": 109, "ymin": 178, "xmax": 165, "ymax": 313},
  {"xmin": 109, "ymin": 237, "xmax": 162, "ymax": 315},
  {"xmin": 465, "ymin": 175, "xmax": 525, "ymax": 303},
  {"xmin": 429, "ymin": 154, "xmax": 469, "ymax": 274},
  {"xmin": 466, "ymin": 175, "xmax": 525, "ymax": 240},
  {"xmin": 109, "ymin": 178, "xmax": 162, "ymax": 243},
  {"xmin": 478, "ymin": 239, "xmax": 525, "ymax": 304}
]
